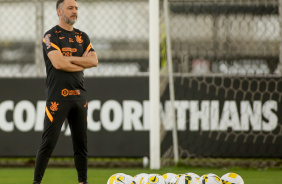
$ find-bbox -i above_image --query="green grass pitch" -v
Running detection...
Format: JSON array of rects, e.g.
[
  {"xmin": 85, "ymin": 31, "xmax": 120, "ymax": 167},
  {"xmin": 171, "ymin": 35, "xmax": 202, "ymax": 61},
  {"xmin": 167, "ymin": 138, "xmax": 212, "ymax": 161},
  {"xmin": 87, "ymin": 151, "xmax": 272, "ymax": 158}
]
[{"xmin": 0, "ymin": 166, "xmax": 281, "ymax": 184}]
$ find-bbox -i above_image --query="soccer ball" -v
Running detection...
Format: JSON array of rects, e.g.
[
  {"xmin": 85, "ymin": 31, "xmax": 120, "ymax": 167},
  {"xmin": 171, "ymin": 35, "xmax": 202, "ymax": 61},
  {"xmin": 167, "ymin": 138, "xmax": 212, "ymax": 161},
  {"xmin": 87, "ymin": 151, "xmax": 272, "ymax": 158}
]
[
  {"xmin": 199, "ymin": 173, "xmax": 222, "ymax": 184},
  {"xmin": 141, "ymin": 174, "xmax": 150, "ymax": 184},
  {"xmin": 142, "ymin": 174, "xmax": 166, "ymax": 184},
  {"xmin": 169, "ymin": 174, "xmax": 182, "ymax": 184},
  {"xmin": 176, "ymin": 174, "xmax": 200, "ymax": 184},
  {"xmin": 110, "ymin": 173, "xmax": 134, "ymax": 184},
  {"xmin": 162, "ymin": 173, "xmax": 177, "ymax": 184},
  {"xmin": 184, "ymin": 173, "xmax": 200, "ymax": 181},
  {"xmin": 221, "ymin": 173, "xmax": 244, "ymax": 184},
  {"xmin": 107, "ymin": 173, "xmax": 121, "ymax": 184},
  {"xmin": 114, "ymin": 173, "xmax": 134, "ymax": 184},
  {"xmin": 133, "ymin": 173, "xmax": 149, "ymax": 184}
]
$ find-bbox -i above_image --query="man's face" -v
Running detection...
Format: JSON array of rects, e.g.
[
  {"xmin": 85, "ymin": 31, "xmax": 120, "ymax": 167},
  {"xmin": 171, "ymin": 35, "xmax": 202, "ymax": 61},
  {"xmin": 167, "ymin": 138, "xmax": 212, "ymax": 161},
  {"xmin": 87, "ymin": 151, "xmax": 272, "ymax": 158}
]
[{"xmin": 58, "ymin": 0, "xmax": 78, "ymax": 25}]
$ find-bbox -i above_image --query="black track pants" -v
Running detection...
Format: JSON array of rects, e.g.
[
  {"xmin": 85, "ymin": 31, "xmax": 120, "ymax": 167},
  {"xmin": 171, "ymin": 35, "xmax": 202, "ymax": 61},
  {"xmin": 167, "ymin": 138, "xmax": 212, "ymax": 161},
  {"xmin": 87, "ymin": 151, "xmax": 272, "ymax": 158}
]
[{"xmin": 34, "ymin": 100, "xmax": 88, "ymax": 183}]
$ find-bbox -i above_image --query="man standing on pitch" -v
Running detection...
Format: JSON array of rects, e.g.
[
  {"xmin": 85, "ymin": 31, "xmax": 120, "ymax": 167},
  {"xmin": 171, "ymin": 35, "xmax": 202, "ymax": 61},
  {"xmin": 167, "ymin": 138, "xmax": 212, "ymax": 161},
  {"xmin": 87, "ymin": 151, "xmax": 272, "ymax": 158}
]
[{"xmin": 33, "ymin": 0, "xmax": 98, "ymax": 183}]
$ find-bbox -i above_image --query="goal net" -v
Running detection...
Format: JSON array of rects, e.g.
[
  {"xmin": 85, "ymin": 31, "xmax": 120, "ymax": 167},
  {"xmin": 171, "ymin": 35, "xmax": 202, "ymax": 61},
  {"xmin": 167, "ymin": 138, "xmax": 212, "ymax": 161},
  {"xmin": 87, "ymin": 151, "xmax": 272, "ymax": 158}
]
[{"xmin": 160, "ymin": 0, "xmax": 282, "ymax": 167}]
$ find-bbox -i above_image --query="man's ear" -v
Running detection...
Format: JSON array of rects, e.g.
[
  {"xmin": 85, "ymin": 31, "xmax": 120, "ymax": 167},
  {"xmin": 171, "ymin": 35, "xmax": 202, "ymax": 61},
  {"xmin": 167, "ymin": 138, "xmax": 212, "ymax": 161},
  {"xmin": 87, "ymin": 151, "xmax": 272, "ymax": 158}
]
[{"xmin": 57, "ymin": 9, "xmax": 61, "ymax": 16}]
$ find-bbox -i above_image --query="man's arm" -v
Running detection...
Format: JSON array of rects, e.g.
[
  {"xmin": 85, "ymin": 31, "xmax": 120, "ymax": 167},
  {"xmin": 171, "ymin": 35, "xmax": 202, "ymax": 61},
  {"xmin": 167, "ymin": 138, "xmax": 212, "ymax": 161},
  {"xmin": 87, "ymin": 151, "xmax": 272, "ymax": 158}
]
[
  {"xmin": 47, "ymin": 50, "xmax": 85, "ymax": 72},
  {"xmin": 65, "ymin": 51, "xmax": 98, "ymax": 68}
]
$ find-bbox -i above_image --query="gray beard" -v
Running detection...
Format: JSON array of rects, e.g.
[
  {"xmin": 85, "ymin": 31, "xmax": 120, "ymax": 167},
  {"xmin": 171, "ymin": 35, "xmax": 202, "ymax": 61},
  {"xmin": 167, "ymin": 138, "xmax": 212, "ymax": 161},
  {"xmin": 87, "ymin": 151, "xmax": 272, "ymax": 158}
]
[{"xmin": 63, "ymin": 16, "xmax": 76, "ymax": 25}]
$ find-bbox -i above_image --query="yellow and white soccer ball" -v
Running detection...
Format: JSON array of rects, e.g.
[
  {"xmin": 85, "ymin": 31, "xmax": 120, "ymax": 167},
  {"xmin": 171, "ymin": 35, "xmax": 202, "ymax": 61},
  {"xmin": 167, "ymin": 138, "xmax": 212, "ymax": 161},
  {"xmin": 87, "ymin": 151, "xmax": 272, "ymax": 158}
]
[
  {"xmin": 107, "ymin": 173, "xmax": 121, "ymax": 184},
  {"xmin": 176, "ymin": 174, "xmax": 200, "ymax": 184},
  {"xmin": 141, "ymin": 174, "xmax": 150, "ymax": 184},
  {"xmin": 169, "ymin": 174, "xmax": 182, "ymax": 184},
  {"xmin": 114, "ymin": 173, "xmax": 134, "ymax": 184},
  {"xmin": 142, "ymin": 174, "xmax": 166, "ymax": 184},
  {"xmin": 221, "ymin": 173, "xmax": 244, "ymax": 184},
  {"xmin": 199, "ymin": 173, "xmax": 222, "ymax": 184},
  {"xmin": 107, "ymin": 173, "xmax": 134, "ymax": 184},
  {"xmin": 162, "ymin": 173, "xmax": 177, "ymax": 184},
  {"xmin": 133, "ymin": 173, "xmax": 149, "ymax": 184},
  {"xmin": 184, "ymin": 173, "xmax": 200, "ymax": 181}
]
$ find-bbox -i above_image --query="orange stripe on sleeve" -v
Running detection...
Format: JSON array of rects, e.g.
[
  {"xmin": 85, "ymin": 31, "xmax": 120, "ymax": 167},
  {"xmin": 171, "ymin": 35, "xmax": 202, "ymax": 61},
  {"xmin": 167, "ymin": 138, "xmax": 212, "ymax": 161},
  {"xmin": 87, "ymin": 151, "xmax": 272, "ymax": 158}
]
[
  {"xmin": 86, "ymin": 43, "xmax": 92, "ymax": 51},
  {"xmin": 43, "ymin": 38, "xmax": 61, "ymax": 51},
  {"xmin": 46, "ymin": 106, "xmax": 53, "ymax": 122}
]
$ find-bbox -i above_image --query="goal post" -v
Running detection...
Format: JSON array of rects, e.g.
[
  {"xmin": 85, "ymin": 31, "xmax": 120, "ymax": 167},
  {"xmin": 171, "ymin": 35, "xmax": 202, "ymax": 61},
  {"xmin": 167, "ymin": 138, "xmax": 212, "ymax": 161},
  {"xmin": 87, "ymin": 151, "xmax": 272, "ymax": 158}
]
[
  {"xmin": 149, "ymin": 0, "xmax": 180, "ymax": 169},
  {"xmin": 149, "ymin": 0, "xmax": 160, "ymax": 170},
  {"xmin": 163, "ymin": 0, "xmax": 179, "ymax": 165}
]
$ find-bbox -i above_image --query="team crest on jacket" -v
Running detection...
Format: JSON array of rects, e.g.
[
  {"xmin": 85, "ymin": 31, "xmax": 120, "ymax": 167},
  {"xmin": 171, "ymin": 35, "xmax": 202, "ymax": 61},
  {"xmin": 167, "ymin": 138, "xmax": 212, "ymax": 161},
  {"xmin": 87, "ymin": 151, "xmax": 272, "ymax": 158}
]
[
  {"xmin": 50, "ymin": 102, "xmax": 59, "ymax": 111},
  {"xmin": 75, "ymin": 35, "xmax": 83, "ymax": 43}
]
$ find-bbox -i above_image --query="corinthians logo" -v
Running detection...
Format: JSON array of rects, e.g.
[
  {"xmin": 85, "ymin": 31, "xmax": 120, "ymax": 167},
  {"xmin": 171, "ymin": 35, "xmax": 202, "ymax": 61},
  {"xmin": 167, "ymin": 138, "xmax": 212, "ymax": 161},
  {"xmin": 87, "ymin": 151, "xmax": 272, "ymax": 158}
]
[
  {"xmin": 50, "ymin": 102, "xmax": 59, "ymax": 111},
  {"xmin": 75, "ymin": 35, "xmax": 83, "ymax": 43}
]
